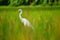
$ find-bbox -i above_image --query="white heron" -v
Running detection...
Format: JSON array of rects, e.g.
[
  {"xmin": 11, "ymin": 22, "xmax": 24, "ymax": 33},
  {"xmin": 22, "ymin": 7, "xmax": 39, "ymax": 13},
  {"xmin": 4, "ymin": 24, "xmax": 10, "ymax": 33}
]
[{"xmin": 18, "ymin": 9, "xmax": 34, "ymax": 30}]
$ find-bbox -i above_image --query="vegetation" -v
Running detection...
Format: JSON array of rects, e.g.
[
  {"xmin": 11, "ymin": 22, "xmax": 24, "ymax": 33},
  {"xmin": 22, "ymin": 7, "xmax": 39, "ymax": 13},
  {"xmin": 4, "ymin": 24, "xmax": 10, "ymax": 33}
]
[
  {"xmin": 0, "ymin": 7, "xmax": 60, "ymax": 40},
  {"xmin": 0, "ymin": 0, "xmax": 60, "ymax": 40},
  {"xmin": 0, "ymin": 0, "xmax": 60, "ymax": 6}
]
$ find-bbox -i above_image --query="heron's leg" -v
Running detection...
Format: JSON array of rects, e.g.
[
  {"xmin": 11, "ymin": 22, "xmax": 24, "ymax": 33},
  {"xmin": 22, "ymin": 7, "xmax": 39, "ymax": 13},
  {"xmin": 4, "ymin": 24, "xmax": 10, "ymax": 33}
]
[
  {"xmin": 24, "ymin": 22, "xmax": 26, "ymax": 29},
  {"xmin": 24, "ymin": 23, "xmax": 26, "ymax": 26}
]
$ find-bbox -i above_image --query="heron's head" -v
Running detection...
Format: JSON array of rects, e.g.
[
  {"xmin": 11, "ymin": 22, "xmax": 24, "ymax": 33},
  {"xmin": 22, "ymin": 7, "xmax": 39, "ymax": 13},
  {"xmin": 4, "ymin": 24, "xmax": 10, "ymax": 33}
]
[{"xmin": 18, "ymin": 9, "xmax": 22, "ymax": 14}]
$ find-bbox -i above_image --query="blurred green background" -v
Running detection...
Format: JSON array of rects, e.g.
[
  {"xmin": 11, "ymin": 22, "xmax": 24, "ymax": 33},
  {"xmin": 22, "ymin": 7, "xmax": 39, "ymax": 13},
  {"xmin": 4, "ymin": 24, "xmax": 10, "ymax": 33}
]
[
  {"xmin": 0, "ymin": 0, "xmax": 60, "ymax": 40},
  {"xmin": 0, "ymin": 0, "xmax": 60, "ymax": 6}
]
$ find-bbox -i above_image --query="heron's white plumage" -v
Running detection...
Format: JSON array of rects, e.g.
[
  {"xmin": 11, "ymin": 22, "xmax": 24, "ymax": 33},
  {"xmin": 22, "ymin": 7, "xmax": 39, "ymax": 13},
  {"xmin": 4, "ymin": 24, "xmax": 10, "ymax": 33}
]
[
  {"xmin": 18, "ymin": 9, "xmax": 34, "ymax": 30},
  {"xmin": 21, "ymin": 18, "xmax": 31, "ymax": 27}
]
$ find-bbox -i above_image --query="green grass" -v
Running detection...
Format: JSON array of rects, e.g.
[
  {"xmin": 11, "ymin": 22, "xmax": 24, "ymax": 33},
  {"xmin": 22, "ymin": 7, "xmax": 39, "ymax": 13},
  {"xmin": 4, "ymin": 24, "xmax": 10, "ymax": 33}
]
[{"xmin": 0, "ymin": 7, "xmax": 60, "ymax": 40}]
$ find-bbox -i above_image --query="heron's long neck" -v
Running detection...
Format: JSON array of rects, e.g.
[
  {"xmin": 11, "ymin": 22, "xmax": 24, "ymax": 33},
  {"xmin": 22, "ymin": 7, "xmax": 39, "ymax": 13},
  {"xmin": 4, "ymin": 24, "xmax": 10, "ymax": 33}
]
[{"xmin": 19, "ymin": 12, "xmax": 22, "ymax": 20}]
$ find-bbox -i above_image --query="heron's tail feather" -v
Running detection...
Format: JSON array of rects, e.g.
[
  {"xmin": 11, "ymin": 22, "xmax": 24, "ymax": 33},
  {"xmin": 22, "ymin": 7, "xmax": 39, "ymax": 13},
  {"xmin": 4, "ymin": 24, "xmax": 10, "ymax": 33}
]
[{"xmin": 31, "ymin": 25, "xmax": 35, "ymax": 31}]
